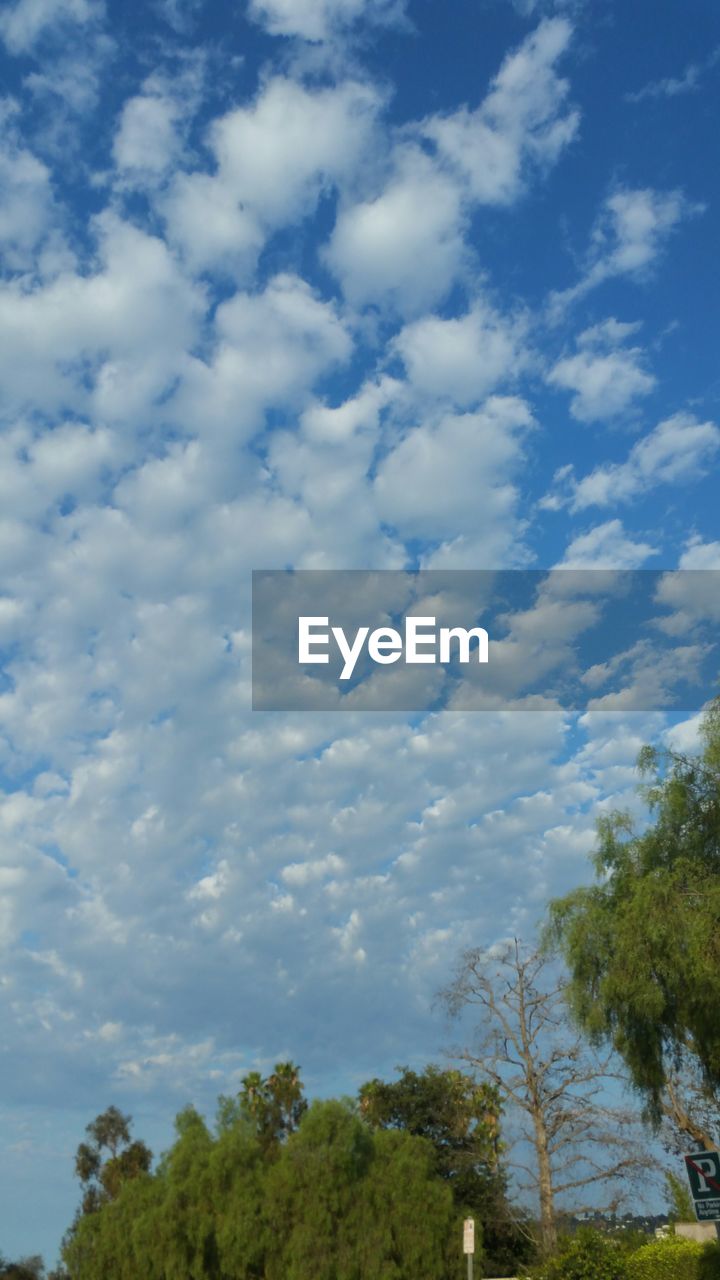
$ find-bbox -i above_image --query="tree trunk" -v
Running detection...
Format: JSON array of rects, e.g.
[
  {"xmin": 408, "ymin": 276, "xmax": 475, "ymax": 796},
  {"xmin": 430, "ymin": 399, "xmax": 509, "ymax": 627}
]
[
  {"xmin": 664, "ymin": 1077, "xmax": 718, "ymax": 1151},
  {"xmin": 533, "ymin": 1109, "xmax": 557, "ymax": 1255}
]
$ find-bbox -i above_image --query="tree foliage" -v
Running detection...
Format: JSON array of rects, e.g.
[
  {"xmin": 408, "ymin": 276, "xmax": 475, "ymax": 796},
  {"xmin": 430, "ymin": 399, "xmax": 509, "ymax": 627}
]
[
  {"xmin": 237, "ymin": 1061, "xmax": 308, "ymax": 1152},
  {"xmin": 625, "ymin": 1236, "xmax": 720, "ymax": 1280},
  {"xmin": 358, "ymin": 1064, "xmax": 501, "ymax": 1180},
  {"xmin": 0, "ymin": 1257, "xmax": 46, "ymax": 1280},
  {"xmin": 264, "ymin": 1099, "xmax": 455, "ymax": 1280},
  {"xmin": 62, "ymin": 1094, "xmax": 459, "ymax": 1280},
  {"xmin": 548, "ymin": 698, "xmax": 720, "ymax": 1126},
  {"xmin": 73, "ymin": 1105, "xmax": 152, "ymax": 1216},
  {"xmin": 358, "ymin": 1064, "xmax": 529, "ymax": 1273},
  {"xmin": 528, "ymin": 1227, "xmax": 628, "ymax": 1280},
  {"xmin": 664, "ymin": 1170, "xmax": 695, "ymax": 1224}
]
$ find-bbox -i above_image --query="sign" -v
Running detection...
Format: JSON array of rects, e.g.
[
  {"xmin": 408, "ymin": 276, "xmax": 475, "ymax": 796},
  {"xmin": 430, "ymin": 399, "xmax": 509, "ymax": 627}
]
[
  {"xmin": 684, "ymin": 1151, "xmax": 720, "ymax": 1222},
  {"xmin": 463, "ymin": 1218, "xmax": 475, "ymax": 1255}
]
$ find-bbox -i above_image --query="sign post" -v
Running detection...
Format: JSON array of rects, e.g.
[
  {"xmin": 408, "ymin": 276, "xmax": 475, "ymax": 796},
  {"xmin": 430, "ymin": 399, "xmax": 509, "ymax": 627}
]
[
  {"xmin": 683, "ymin": 1151, "xmax": 720, "ymax": 1240},
  {"xmin": 463, "ymin": 1217, "xmax": 475, "ymax": 1280}
]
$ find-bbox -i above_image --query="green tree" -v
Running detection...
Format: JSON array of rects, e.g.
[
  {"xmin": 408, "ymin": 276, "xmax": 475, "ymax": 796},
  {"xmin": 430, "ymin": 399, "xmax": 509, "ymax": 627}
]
[
  {"xmin": 239, "ymin": 1061, "xmax": 307, "ymax": 1151},
  {"xmin": 0, "ymin": 1257, "xmax": 46, "ymax": 1279},
  {"xmin": 145, "ymin": 1105, "xmax": 219, "ymax": 1280},
  {"xmin": 211, "ymin": 1117, "xmax": 266, "ymax": 1278},
  {"xmin": 73, "ymin": 1105, "xmax": 152, "ymax": 1214},
  {"xmin": 351, "ymin": 1128, "xmax": 459, "ymax": 1280},
  {"xmin": 358, "ymin": 1064, "xmax": 501, "ymax": 1182},
  {"xmin": 63, "ymin": 1175, "xmax": 162, "ymax": 1280},
  {"xmin": 548, "ymin": 697, "xmax": 720, "ymax": 1137},
  {"xmin": 264, "ymin": 1099, "xmax": 456, "ymax": 1280},
  {"xmin": 665, "ymin": 1169, "xmax": 695, "ymax": 1224},
  {"xmin": 263, "ymin": 1099, "xmax": 375, "ymax": 1280},
  {"xmin": 62, "ymin": 1106, "xmax": 154, "ymax": 1279},
  {"xmin": 62, "ymin": 1093, "xmax": 459, "ymax": 1280},
  {"xmin": 358, "ymin": 1065, "xmax": 528, "ymax": 1272}
]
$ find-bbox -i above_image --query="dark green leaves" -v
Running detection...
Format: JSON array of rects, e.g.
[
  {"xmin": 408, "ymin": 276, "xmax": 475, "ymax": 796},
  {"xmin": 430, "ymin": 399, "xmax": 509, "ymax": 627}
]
[
  {"xmin": 549, "ymin": 696, "xmax": 720, "ymax": 1115},
  {"xmin": 62, "ymin": 1096, "xmax": 458, "ymax": 1280}
]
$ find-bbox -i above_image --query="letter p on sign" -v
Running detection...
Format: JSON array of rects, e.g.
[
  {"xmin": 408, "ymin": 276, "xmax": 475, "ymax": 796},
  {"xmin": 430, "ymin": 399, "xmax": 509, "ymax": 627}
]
[
  {"xmin": 685, "ymin": 1152, "xmax": 720, "ymax": 1195},
  {"xmin": 684, "ymin": 1151, "xmax": 720, "ymax": 1222}
]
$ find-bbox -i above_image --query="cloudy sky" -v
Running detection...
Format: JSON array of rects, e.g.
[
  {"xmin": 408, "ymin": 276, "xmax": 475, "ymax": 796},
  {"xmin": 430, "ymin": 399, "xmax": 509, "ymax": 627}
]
[{"xmin": 0, "ymin": 0, "xmax": 719, "ymax": 1261}]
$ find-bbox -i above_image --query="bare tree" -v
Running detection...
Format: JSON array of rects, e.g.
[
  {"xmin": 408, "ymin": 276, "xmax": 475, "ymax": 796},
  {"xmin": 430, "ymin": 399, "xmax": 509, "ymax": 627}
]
[{"xmin": 442, "ymin": 939, "xmax": 652, "ymax": 1255}]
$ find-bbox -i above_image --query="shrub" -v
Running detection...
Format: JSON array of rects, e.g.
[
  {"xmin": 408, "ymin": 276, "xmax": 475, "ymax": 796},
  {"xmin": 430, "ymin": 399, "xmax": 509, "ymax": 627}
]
[
  {"xmin": 528, "ymin": 1228, "xmax": 628, "ymax": 1280},
  {"xmin": 626, "ymin": 1235, "xmax": 720, "ymax": 1280},
  {"xmin": 700, "ymin": 1243, "xmax": 720, "ymax": 1280}
]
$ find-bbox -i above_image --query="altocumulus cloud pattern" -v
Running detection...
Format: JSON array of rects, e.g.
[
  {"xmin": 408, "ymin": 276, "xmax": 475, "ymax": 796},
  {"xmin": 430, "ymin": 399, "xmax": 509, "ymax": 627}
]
[{"xmin": 0, "ymin": 0, "xmax": 719, "ymax": 1261}]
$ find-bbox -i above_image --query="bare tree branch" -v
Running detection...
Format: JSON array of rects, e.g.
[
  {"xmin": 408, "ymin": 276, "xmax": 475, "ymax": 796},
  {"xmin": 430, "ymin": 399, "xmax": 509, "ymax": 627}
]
[{"xmin": 441, "ymin": 938, "xmax": 654, "ymax": 1257}]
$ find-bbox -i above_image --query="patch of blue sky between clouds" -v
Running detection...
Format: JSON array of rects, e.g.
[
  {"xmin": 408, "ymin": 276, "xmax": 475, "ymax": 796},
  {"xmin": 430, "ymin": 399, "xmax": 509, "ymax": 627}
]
[{"xmin": 0, "ymin": 0, "xmax": 719, "ymax": 1263}]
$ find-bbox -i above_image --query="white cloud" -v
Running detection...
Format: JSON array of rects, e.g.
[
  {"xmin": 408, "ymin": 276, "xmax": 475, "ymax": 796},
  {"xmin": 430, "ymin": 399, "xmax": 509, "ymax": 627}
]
[
  {"xmin": 325, "ymin": 20, "xmax": 578, "ymax": 315},
  {"xmin": 246, "ymin": 0, "xmax": 406, "ymax": 41},
  {"xmin": 173, "ymin": 273, "xmax": 352, "ymax": 442},
  {"xmin": 210, "ymin": 77, "xmax": 379, "ymax": 225},
  {"xmin": 552, "ymin": 413, "xmax": 720, "ymax": 511},
  {"xmin": 626, "ymin": 47, "xmax": 720, "ymax": 103},
  {"xmin": 595, "ymin": 188, "xmax": 694, "ymax": 275},
  {"xmin": 113, "ymin": 79, "xmax": 191, "ymax": 181},
  {"xmin": 663, "ymin": 709, "xmax": 704, "ymax": 753},
  {"xmin": 162, "ymin": 76, "xmax": 380, "ymax": 275},
  {"xmin": 114, "ymin": 98, "xmax": 177, "ymax": 173},
  {"xmin": 652, "ymin": 539, "xmax": 720, "ymax": 631},
  {"xmin": 549, "ymin": 186, "xmax": 702, "ymax": 314},
  {"xmin": 547, "ymin": 318, "xmax": 655, "ymax": 422},
  {"xmin": 374, "ymin": 395, "xmax": 534, "ymax": 562},
  {"xmin": 23, "ymin": 50, "xmax": 108, "ymax": 114},
  {"xmin": 0, "ymin": 110, "xmax": 57, "ymax": 271},
  {"xmin": 187, "ymin": 860, "xmax": 230, "ymax": 902},
  {"xmin": 324, "ymin": 146, "xmax": 467, "ymax": 316},
  {"xmin": 504, "ymin": 0, "xmax": 580, "ymax": 12},
  {"xmin": 558, "ymin": 519, "xmax": 657, "ymax": 568},
  {"xmin": 0, "ymin": 0, "xmax": 101, "ymax": 53},
  {"xmin": 0, "ymin": 212, "xmax": 205, "ymax": 422},
  {"xmin": 582, "ymin": 639, "xmax": 709, "ymax": 715},
  {"xmin": 268, "ymin": 377, "xmax": 402, "ymax": 567},
  {"xmin": 282, "ymin": 853, "xmax": 345, "ymax": 885},
  {"xmin": 158, "ymin": 0, "xmax": 202, "ymax": 32},
  {"xmin": 160, "ymin": 175, "xmax": 265, "ymax": 279},
  {"xmin": 421, "ymin": 18, "xmax": 578, "ymax": 205},
  {"xmin": 678, "ymin": 537, "xmax": 720, "ymax": 570},
  {"xmin": 0, "ymin": 422, "xmax": 119, "ymax": 525},
  {"xmin": 393, "ymin": 302, "xmax": 527, "ymax": 407}
]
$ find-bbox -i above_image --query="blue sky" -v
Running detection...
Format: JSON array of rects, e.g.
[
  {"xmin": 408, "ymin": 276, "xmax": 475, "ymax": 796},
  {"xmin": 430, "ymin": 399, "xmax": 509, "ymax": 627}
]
[{"xmin": 0, "ymin": 0, "xmax": 719, "ymax": 1263}]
